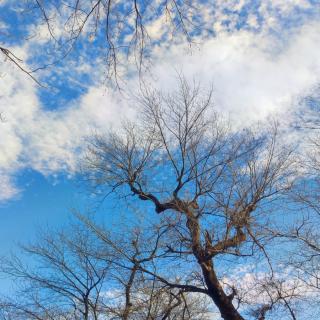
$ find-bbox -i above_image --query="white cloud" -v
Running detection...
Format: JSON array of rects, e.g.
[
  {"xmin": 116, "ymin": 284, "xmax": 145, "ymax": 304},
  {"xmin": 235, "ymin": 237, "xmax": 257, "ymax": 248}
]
[
  {"xmin": 221, "ymin": 267, "xmax": 316, "ymax": 318},
  {"xmin": 0, "ymin": 58, "xmax": 131, "ymax": 201},
  {"xmin": 0, "ymin": 17, "xmax": 320, "ymax": 202},
  {"xmin": 0, "ymin": 172, "xmax": 20, "ymax": 202},
  {"xmin": 149, "ymin": 21, "xmax": 320, "ymax": 124},
  {"xmin": 246, "ymin": 14, "xmax": 259, "ymax": 29},
  {"xmin": 266, "ymin": 0, "xmax": 312, "ymax": 14}
]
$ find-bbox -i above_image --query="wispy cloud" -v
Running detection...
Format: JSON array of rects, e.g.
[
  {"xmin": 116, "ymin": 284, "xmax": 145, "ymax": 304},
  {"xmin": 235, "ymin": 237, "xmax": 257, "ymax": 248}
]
[{"xmin": 0, "ymin": 3, "xmax": 319, "ymax": 202}]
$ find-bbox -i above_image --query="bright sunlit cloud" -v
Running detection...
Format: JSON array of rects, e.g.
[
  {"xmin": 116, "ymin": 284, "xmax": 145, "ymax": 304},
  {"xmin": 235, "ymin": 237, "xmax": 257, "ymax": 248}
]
[{"xmin": 0, "ymin": 1, "xmax": 319, "ymax": 202}]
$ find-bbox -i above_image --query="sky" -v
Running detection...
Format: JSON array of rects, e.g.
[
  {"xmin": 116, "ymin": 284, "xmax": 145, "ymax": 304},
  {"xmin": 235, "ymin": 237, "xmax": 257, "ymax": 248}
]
[{"xmin": 0, "ymin": 0, "xmax": 320, "ymax": 299}]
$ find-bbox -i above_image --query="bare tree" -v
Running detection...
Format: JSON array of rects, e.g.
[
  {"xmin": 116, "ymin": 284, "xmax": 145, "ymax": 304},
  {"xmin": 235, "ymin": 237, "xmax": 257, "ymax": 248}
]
[
  {"xmin": 84, "ymin": 77, "xmax": 296, "ymax": 320},
  {"xmin": 0, "ymin": 45, "xmax": 43, "ymax": 86},
  {"xmin": 1, "ymin": 0, "xmax": 204, "ymax": 86},
  {"xmin": 0, "ymin": 214, "xmax": 212, "ymax": 320},
  {"xmin": 267, "ymin": 97, "xmax": 320, "ymax": 316},
  {"xmin": 0, "ymin": 224, "xmax": 110, "ymax": 320},
  {"xmin": 79, "ymin": 213, "xmax": 212, "ymax": 320},
  {"xmin": 230, "ymin": 91, "xmax": 320, "ymax": 319}
]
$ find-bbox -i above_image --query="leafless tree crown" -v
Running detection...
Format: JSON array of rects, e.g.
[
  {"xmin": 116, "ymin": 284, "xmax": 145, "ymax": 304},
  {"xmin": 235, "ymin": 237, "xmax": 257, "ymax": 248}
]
[{"xmin": 84, "ymin": 78, "xmax": 297, "ymax": 320}]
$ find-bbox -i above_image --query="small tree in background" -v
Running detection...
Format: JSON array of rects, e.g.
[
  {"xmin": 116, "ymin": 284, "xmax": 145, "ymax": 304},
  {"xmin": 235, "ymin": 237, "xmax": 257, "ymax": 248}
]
[{"xmin": 0, "ymin": 214, "xmax": 212, "ymax": 320}]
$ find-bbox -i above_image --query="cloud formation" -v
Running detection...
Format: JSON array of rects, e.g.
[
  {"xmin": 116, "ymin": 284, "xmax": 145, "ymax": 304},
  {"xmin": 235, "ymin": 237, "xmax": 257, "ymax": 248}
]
[
  {"xmin": 0, "ymin": 5, "xmax": 320, "ymax": 202},
  {"xmin": 150, "ymin": 21, "xmax": 320, "ymax": 121}
]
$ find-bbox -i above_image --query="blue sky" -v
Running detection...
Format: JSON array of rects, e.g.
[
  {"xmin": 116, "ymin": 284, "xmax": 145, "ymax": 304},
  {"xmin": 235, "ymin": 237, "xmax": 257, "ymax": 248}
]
[{"xmin": 0, "ymin": 0, "xmax": 320, "ymax": 306}]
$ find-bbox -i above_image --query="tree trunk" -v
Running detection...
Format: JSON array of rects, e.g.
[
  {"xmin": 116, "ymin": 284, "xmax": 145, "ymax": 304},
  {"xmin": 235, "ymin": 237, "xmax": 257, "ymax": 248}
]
[
  {"xmin": 123, "ymin": 265, "xmax": 138, "ymax": 320},
  {"xmin": 200, "ymin": 260, "xmax": 244, "ymax": 320},
  {"xmin": 185, "ymin": 213, "xmax": 244, "ymax": 320},
  {"xmin": 84, "ymin": 297, "xmax": 89, "ymax": 320}
]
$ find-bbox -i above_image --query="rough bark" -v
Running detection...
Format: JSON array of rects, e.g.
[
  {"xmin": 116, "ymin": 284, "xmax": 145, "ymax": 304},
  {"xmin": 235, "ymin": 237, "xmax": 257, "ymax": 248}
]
[
  {"xmin": 200, "ymin": 261, "xmax": 244, "ymax": 320},
  {"xmin": 123, "ymin": 265, "xmax": 138, "ymax": 320},
  {"xmin": 184, "ymin": 209, "xmax": 245, "ymax": 320}
]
